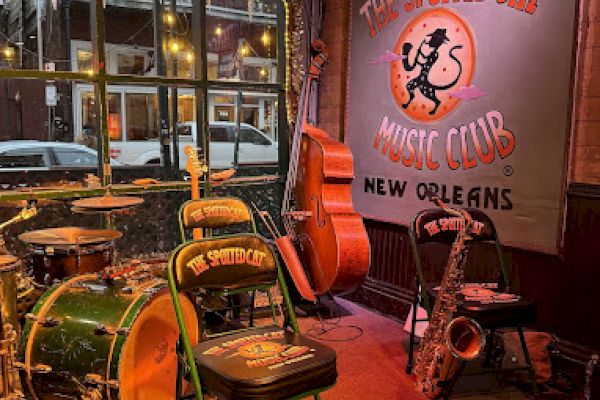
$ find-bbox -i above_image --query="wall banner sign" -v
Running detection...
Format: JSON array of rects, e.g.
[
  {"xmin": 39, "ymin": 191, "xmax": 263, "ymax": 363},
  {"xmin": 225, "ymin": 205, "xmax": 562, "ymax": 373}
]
[{"xmin": 346, "ymin": 0, "xmax": 578, "ymax": 254}]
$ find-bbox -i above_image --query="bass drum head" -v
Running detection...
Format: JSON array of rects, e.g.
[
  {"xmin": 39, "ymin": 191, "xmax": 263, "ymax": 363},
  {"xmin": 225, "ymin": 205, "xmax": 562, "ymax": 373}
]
[{"xmin": 119, "ymin": 290, "xmax": 198, "ymax": 400}]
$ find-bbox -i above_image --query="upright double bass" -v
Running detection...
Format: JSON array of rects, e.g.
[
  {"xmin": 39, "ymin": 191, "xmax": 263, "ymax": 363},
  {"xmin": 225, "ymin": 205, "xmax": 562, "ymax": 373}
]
[{"xmin": 282, "ymin": 40, "xmax": 370, "ymax": 295}]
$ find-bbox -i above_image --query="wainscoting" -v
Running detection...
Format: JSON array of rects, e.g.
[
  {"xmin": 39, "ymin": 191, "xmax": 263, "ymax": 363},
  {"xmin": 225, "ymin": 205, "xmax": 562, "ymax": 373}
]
[{"xmin": 348, "ymin": 183, "xmax": 600, "ymax": 352}]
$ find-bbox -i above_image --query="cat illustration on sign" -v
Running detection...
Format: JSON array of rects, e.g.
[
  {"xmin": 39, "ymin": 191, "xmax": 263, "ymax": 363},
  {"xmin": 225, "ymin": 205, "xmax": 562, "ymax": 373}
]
[{"xmin": 401, "ymin": 28, "xmax": 463, "ymax": 115}]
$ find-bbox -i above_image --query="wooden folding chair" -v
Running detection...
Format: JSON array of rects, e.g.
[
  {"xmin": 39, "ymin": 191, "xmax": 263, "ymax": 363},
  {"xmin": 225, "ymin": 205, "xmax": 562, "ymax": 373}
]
[{"xmin": 168, "ymin": 234, "xmax": 337, "ymax": 399}]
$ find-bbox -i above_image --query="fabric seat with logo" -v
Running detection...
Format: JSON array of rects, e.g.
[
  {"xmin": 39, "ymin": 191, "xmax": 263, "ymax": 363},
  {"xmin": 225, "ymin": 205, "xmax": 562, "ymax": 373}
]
[
  {"xmin": 168, "ymin": 234, "xmax": 337, "ymax": 400},
  {"xmin": 405, "ymin": 207, "xmax": 539, "ymax": 397}
]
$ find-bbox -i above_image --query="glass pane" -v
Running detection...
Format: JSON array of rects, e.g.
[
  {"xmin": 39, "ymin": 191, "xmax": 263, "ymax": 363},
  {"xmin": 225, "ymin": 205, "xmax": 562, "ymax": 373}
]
[
  {"xmin": 206, "ymin": 0, "xmax": 278, "ymax": 83},
  {"xmin": 126, "ymin": 93, "xmax": 159, "ymax": 140},
  {"xmin": 53, "ymin": 148, "xmax": 97, "ymax": 166},
  {"xmin": 79, "ymin": 92, "xmax": 122, "ymax": 147},
  {"xmin": 0, "ymin": 78, "xmax": 102, "ymax": 173},
  {"xmin": 1, "ymin": 2, "xmax": 90, "ymax": 72}
]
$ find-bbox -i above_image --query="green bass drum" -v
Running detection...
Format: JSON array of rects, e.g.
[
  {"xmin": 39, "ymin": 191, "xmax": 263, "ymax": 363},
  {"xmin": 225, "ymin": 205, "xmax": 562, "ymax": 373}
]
[{"xmin": 20, "ymin": 274, "xmax": 198, "ymax": 400}]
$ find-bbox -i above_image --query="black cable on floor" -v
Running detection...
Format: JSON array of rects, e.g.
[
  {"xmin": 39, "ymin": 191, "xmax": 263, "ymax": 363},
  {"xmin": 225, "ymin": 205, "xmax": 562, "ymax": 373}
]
[{"xmin": 304, "ymin": 293, "xmax": 364, "ymax": 342}]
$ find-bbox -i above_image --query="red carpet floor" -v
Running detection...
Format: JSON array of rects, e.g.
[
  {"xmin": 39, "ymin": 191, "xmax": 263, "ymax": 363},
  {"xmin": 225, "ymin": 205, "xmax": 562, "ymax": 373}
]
[
  {"xmin": 297, "ymin": 298, "xmax": 424, "ymax": 400},
  {"xmin": 295, "ymin": 298, "xmax": 530, "ymax": 400}
]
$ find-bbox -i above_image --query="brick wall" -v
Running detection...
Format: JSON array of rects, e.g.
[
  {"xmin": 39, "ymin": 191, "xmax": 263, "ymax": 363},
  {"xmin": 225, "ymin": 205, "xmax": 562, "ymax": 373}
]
[
  {"xmin": 318, "ymin": 0, "xmax": 349, "ymax": 141},
  {"xmin": 319, "ymin": 0, "xmax": 600, "ymax": 184},
  {"xmin": 571, "ymin": 0, "xmax": 600, "ymax": 185}
]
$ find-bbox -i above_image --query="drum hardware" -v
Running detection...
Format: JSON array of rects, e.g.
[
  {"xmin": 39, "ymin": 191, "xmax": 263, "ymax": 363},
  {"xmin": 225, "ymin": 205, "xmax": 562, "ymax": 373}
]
[
  {"xmin": 24, "ymin": 314, "xmax": 61, "ymax": 328},
  {"xmin": 80, "ymin": 374, "xmax": 119, "ymax": 400},
  {"xmin": 0, "ymin": 202, "xmax": 39, "ymax": 256},
  {"xmin": 0, "ymin": 256, "xmax": 21, "ymax": 340},
  {"xmin": 19, "ymin": 363, "xmax": 51, "ymax": 374},
  {"xmin": 93, "ymin": 324, "xmax": 130, "ymax": 337},
  {"xmin": 0, "ymin": 313, "xmax": 23, "ymax": 399},
  {"xmin": 84, "ymin": 374, "xmax": 119, "ymax": 389}
]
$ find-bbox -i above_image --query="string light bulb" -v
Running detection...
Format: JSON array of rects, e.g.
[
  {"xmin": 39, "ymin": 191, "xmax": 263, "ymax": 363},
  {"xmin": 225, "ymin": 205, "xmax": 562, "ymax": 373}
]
[
  {"xmin": 169, "ymin": 39, "xmax": 181, "ymax": 54},
  {"xmin": 215, "ymin": 26, "xmax": 222, "ymax": 37},
  {"xmin": 261, "ymin": 30, "xmax": 270, "ymax": 46},
  {"xmin": 164, "ymin": 12, "xmax": 176, "ymax": 26},
  {"xmin": 259, "ymin": 68, "xmax": 267, "ymax": 77},
  {"xmin": 240, "ymin": 44, "xmax": 249, "ymax": 57},
  {"xmin": 185, "ymin": 50, "xmax": 194, "ymax": 63},
  {"xmin": 3, "ymin": 46, "xmax": 15, "ymax": 59}
]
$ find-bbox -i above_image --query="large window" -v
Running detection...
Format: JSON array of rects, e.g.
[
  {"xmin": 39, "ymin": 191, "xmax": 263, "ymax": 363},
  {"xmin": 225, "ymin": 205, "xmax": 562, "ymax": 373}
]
[{"xmin": 0, "ymin": 0, "xmax": 285, "ymax": 179}]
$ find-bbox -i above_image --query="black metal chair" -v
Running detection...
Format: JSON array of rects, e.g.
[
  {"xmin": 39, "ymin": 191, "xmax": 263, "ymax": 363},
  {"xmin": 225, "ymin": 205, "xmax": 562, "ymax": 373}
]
[
  {"xmin": 168, "ymin": 234, "xmax": 337, "ymax": 399},
  {"xmin": 405, "ymin": 207, "xmax": 539, "ymax": 396}
]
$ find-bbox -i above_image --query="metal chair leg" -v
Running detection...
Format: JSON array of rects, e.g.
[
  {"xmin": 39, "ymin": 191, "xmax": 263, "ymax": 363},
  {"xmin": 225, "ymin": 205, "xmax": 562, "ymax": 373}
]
[
  {"xmin": 249, "ymin": 290, "xmax": 256, "ymax": 327},
  {"xmin": 517, "ymin": 326, "xmax": 539, "ymax": 396},
  {"xmin": 484, "ymin": 328, "xmax": 495, "ymax": 367},
  {"xmin": 406, "ymin": 281, "xmax": 420, "ymax": 374},
  {"xmin": 176, "ymin": 337, "xmax": 184, "ymax": 400}
]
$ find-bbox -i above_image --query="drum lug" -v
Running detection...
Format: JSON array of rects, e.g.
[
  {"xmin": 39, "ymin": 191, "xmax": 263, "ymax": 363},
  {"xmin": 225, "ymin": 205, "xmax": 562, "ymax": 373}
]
[
  {"xmin": 94, "ymin": 324, "xmax": 130, "ymax": 337},
  {"xmin": 25, "ymin": 313, "xmax": 62, "ymax": 327},
  {"xmin": 85, "ymin": 373, "xmax": 119, "ymax": 389},
  {"xmin": 25, "ymin": 363, "xmax": 52, "ymax": 374}
]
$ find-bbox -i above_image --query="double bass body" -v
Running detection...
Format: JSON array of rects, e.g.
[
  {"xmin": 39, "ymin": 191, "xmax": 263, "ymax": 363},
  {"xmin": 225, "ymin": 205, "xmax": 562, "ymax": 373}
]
[{"xmin": 294, "ymin": 124, "xmax": 371, "ymax": 295}]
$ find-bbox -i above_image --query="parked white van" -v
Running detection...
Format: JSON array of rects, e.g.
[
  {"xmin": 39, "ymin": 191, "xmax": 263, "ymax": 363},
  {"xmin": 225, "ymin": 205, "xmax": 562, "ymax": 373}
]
[{"xmin": 108, "ymin": 122, "xmax": 278, "ymax": 169}]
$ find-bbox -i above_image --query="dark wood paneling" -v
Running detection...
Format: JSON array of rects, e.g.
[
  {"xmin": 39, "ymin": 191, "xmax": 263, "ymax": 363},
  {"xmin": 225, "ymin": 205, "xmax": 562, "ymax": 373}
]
[{"xmin": 348, "ymin": 184, "xmax": 600, "ymax": 352}]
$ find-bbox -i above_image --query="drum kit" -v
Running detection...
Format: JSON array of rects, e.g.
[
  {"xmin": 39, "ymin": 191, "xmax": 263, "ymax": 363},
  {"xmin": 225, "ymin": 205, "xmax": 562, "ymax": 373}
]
[{"xmin": 0, "ymin": 194, "xmax": 196, "ymax": 400}]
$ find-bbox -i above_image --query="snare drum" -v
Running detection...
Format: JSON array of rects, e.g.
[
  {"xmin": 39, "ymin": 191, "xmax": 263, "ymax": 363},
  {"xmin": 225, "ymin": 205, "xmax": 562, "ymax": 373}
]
[
  {"xmin": 19, "ymin": 227, "xmax": 122, "ymax": 284},
  {"xmin": 20, "ymin": 274, "xmax": 198, "ymax": 400}
]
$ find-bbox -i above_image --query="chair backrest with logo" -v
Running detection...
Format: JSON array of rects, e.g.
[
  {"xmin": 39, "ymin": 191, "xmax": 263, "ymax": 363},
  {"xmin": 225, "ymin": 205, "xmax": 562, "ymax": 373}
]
[
  {"xmin": 169, "ymin": 234, "xmax": 277, "ymax": 291},
  {"xmin": 178, "ymin": 197, "xmax": 256, "ymax": 242},
  {"xmin": 409, "ymin": 207, "xmax": 508, "ymax": 312}
]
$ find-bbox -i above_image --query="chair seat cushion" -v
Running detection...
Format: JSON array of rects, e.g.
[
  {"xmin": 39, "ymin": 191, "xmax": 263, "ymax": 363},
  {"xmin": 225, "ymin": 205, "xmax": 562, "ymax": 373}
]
[
  {"xmin": 193, "ymin": 326, "xmax": 337, "ymax": 400},
  {"xmin": 425, "ymin": 283, "xmax": 537, "ymax": 328}
]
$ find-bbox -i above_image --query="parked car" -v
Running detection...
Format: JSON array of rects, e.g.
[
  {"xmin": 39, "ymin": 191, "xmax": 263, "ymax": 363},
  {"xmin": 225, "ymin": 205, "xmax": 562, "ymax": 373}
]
[
  {"xmin": 0, "ymin": 141, "xmax": 120, "ymax": 171},
  {"xmin": 108, "ymin": 122, "xmax": 278, "ymax": 169}
]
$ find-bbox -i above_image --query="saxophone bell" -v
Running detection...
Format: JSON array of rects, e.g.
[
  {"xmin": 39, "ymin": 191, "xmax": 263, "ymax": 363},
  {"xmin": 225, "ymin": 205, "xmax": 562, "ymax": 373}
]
[
  {"xmin": 430, "ymin": 316, "xmax": 486, "ymax": 397},
  {"xmin": 445, "ymin": 316, "xmax": 486, "ymax": 361}
]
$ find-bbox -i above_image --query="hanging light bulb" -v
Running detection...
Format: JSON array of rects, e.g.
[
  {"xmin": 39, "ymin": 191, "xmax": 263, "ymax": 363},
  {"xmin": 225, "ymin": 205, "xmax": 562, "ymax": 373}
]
[
  {"xmin": 240, "ymin": 44, "xmax": 249, "ymax": 57},
  {"xmin": 259, "ymin": 68, "xmax": 267, "ymax": 77},
  {"xmin": 215, "ymin": 25, "xmax": 223, "ymax": 37}
]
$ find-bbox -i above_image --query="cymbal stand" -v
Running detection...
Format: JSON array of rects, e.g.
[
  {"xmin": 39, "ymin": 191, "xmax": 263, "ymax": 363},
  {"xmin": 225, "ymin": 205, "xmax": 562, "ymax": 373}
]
[{"xmin": 0, "ymin": 298, "xmax": 22, "ymax": 399}]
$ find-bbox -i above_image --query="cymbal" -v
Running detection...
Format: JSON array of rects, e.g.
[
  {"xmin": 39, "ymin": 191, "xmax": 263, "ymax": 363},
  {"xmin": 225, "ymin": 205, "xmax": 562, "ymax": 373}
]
[
  {"xmin": 210, "ymin": 168, "xmax": 235, "ymax": 183},
  {"xmin": 19, "ymin": 227, "xmax": 122, "ymax": 246},
  {"xmin": 71, "ymin": 195, "xmax": 144, "ymax": 210}
]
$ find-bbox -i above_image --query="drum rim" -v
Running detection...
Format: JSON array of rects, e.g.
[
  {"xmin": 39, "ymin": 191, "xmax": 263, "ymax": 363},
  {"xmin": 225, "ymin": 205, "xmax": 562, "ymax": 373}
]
[
  {"xmin": 106, "ymin": 282, "xmax": 165, "ymax": 400},
  {"xmin": 21, "ymin": 274, "xmax": 98, "ymax": 400}
]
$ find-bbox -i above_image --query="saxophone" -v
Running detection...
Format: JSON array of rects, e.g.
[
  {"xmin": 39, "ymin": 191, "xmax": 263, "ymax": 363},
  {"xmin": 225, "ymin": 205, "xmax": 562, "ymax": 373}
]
[{"xmin": 414, "ymin": 199, "xmax": 486, "ymax": 398}]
